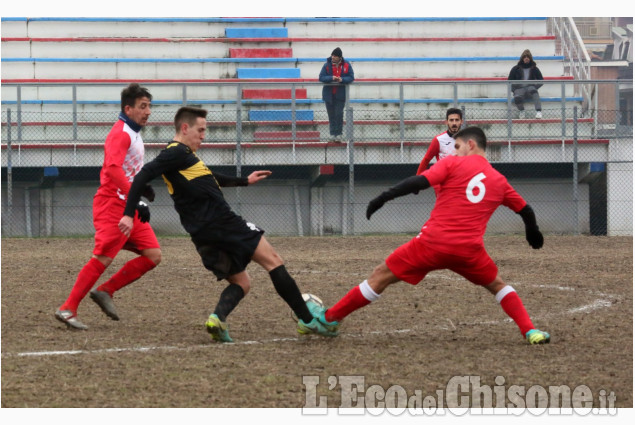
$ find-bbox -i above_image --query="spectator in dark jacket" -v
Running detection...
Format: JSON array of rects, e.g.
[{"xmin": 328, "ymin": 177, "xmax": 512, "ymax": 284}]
[
  {"xmin": 508, "ymin": 49, "xmax": 544, "ymax": 119},
  {"xmin": 319, "ymin": 47, "xmax": 355, "ymax": 142}
]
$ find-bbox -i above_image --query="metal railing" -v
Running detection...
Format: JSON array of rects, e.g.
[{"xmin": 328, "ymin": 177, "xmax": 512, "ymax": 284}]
[
  {"xmin": 548, "ymin": 17, "xmax": 593, "ymax": 110},
  {"xmin": 2, "ymin": 79, "xmax": 630, "ymax": 147}
]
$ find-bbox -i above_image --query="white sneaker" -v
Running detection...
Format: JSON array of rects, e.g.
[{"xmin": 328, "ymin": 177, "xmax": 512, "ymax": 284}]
[
  {"xmin": 535, "ymin": 111, "xmax": 543, "ymax": 119},
  {"xmin": 518, "ymin": 110, "xmax": 526, "ymax": 119},
  {"xmin": 328, "ymin": 135, "xmax": 336, "ymax": 142}
]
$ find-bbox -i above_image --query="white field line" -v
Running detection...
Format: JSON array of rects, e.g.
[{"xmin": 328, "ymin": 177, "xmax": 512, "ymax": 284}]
[{"xmin": 2, "ymin": 271, "xmax": 622, "ymax": 359}]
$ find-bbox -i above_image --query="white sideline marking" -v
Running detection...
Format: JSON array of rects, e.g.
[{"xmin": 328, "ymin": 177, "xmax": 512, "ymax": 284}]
[{"xmin": 2, "ymin": 273, "xmax": 621, "ymax": 359}]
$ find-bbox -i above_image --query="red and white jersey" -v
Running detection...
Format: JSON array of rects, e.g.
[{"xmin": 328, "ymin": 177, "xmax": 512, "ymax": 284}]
[
  {"xmin": 416, "ymin": 131, "xmax": 456, "ymax": 175},
  {"xmin": 419, "ymin": 154, "xmax": 527, "ymax": 253},
  {"xmin": 95, "ymin": 118, "xmax": 145, "ymax": 203},
  {"xmin": 435, "ymin": 131, "xmax": 457, "ymax": 161}
]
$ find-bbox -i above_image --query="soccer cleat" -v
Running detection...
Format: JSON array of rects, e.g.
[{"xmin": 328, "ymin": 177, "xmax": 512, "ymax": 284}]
[
  {"xmin": 89, "ymin": 289, "xmax": 120, "ymax": 321},
  {"xmin": 535, "ymin": 111, "xmax": 543, "ymax": 119},
  {"xmin": 55, "ymin": 309, "xmax": 88, "ymax": 330},
  {"xmin": 304, "ymin": 298, "xmax": 340, "ymax": 335},
  {"xmin": 317, "ymin": 310, "xmax": 340, "ymax": 334},
  {"xmin": 526, "ymin": 329, "xmax": 551, "ymax": 345},
  {"xmin": 297, "ymin": 317, "xmax": 338, "ymax": 337},
  {"xmin": 205, "ymin": 314, "xmax": 233, "ymax": 343}
]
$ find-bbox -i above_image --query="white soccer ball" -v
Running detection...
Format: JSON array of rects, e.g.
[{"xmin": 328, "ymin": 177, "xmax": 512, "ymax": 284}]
[{"xmin": 290, "ymin": 293, "xmax": 324, "ymax": 322}]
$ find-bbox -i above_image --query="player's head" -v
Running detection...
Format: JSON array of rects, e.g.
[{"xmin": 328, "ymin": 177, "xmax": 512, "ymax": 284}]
[
  {"xmin": 445, "ymin": 108, "xmax": 463, "ymax": 135},
  {"xmin": 121, "ymin": 83, "xmax": 152, "ymax": 126},
  {"xmin": 174, "ymin": 106, "xmax": 208, "ymax": 152},
  {"xmin": 453, "ymin": 126, "xmax": 487, "ymax": 157}
]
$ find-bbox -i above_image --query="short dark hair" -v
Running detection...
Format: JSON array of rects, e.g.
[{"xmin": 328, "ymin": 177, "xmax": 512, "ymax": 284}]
[
  {"xmin": 120, "ymin": 83, "xmax": 152, "ymax": 112},
  {"xmin": 174, "ymin": 106, "xmax": 208, "ymax": 132},
  {"xmin": 453, "ymin": 126, "xmax": 487, "ymax": 150},
  {"xmin": 446, "ymin": 107, "xmax": 463, "ymax": 120}
]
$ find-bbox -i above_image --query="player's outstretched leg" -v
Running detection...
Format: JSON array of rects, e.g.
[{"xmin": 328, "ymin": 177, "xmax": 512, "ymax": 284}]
[
  {"xmin": 487, "ymin": 278, "xmax": 551, "ymax": 345},
  {"xmin": 324, "ymin": 279, "xmax": 381, "ymax": 324},
  {"xmin": 251, "ymin": 236, "xmax": 337, "ymax": 337}
]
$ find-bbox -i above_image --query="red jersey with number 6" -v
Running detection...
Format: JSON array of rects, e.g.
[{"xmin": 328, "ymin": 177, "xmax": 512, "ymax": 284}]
[{"xmin": 420, "ymin": 154, "xmax": 527, "ymax": 253}]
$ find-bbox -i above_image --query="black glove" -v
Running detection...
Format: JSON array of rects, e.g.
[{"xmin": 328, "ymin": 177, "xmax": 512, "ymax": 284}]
[
  {"xmin": 142, "ymin": 184, "xmax": 155, "ymax": 202},
  {"xmin": 366, "ymin": 196, "xmax": 386, "ymax": 220},
  {"xmin": 136, "ymin": 201, "xmax": 150, "ymax": 223},
  {"xmin": 525, "ymin": 227, "xmax": 543, "ymax": 249}
]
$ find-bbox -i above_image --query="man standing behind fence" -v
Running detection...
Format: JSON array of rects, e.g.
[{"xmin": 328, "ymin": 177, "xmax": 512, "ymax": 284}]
[
  {"xmin": 416, "ymin": 107, "xmax": 464, "ymax": 175},
  {"xmin": 55, "ymin": 83, "xmax": 161, "ymax": 330},
  {"xmin": 319, "ymin": 47, "xmax": 355, "ymax": 142}
]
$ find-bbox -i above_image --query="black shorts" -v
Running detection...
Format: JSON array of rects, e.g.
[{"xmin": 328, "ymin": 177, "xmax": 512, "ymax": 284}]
[{"xmin": 191, "ymin": 218, "xmax": 264, "ymax": 281}]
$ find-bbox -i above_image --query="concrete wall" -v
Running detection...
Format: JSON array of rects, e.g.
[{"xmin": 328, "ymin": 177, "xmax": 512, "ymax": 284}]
[{"xmin": 0, "ymin": 174, "xmax": 610, "ymax": 238}]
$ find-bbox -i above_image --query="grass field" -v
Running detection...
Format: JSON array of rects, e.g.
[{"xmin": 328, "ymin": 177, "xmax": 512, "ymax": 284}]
[{"xmin": 1, "ymin": 234, "xmax": 632, "ymax": 417}]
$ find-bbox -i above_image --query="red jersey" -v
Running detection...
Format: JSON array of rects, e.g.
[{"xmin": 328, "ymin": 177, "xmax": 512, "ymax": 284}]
[
  {"xmin": 420, "ymin": 154, "xmax": 527, "ymax": 253},
  {"xmin": 416, "ymin": 131, "xmax": 456, "ymax": 175},
  {"xmin": 95, "ymin": 116, "xmax": 145, "ymax": 204}
]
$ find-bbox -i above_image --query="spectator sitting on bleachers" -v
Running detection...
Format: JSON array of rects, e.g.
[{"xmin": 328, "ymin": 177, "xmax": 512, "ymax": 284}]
[{"xmin": 508, "ymin": 49, "xmax": 544, "ymax": 119}]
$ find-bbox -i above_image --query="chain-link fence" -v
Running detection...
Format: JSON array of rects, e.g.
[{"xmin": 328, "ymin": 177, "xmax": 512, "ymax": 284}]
[{"xmin": 1, "ymin": 80, "xmax": 632, "ymax": 237}]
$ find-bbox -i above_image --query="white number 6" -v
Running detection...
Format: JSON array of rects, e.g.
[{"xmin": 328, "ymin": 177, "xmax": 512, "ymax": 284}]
[{"xmin": 466, "ymin": 172, "xmax": 486, "ymax": 203}]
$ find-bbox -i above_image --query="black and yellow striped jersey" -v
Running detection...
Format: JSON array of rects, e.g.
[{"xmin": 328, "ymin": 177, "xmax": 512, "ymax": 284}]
[{"xmin": 124, "ymin": 141, "xmax": 248, "ymax": 235}]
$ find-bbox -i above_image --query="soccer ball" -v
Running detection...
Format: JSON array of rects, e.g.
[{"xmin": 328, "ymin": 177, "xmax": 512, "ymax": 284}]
[{"xmin": 290, "ymin": 293, "xmax": 324, "ymax": 322}]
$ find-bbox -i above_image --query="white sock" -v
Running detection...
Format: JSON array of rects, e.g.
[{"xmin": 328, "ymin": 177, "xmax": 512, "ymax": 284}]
[
  {"xmin": 495, "ymin": 285, "xmax": 516, "ymax": 304},
  {"xmin": 359, "ymin": 280, "xmax": 381, "ymax": 302}
]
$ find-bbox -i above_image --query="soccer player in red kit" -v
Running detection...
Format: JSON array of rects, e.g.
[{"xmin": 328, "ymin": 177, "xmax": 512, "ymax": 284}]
[
  {"xmin": 312, "ymin": 126, "xmax": 550, "ymax": 345},
  {"xmin": 415, "ymin": 107, "xmax": 463, "ymax": 175},
  {"xmin": 55, "ymin": 83, "xmax": 161, "ymax": 330}
]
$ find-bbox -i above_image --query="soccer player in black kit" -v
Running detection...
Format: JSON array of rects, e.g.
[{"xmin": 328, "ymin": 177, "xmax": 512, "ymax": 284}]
[{"xmin": 119, "ymin": 106, "xmax": 335, "ymax": 342}]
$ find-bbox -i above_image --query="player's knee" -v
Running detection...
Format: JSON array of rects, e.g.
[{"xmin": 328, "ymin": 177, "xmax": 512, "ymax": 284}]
[
  {"xmin": 143, "ymin": 249, "xmax": 162, "ymax": 266},
  {"xmin": 93, "ymin": 254, "xmax": 113, "ymax": 268},
  {"xmin": 229, "ymin": 275, "xmax": 251, "ymax": 295}
]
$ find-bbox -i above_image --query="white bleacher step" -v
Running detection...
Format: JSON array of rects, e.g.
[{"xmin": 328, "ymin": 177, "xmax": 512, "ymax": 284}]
[
  {"xmin": 0, "ymin": 56, "xmax": 565, "ymax": 80},
  {"xmin": 2, "ymin": 17, "xmax": 549, "ymax": 39},
  {"xmin": 2, "ymin": 37, "xmax": 557, "ymax": 59}
]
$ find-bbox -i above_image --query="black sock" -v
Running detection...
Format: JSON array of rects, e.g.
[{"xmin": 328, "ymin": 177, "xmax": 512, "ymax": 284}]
[
  {"xmin": 269, "ymin": 265, "xmax": 313, "ymax": 323},
  {"xmin": 213, "ymin": 283, "xmax": 245, "ymax": 322}
]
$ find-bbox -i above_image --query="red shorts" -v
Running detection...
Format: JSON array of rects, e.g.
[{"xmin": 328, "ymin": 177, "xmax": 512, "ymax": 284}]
[
  {"xmin": 92, "ymin": 195, "xmax": 160, "ymax": 259},
  {"xmin": 385, "ymin": 236, "xmax": 498, "ymax": 286}
]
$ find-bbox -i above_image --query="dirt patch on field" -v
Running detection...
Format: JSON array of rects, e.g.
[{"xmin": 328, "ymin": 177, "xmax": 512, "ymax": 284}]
[{"xmin": 1, "ymin": 235, "xmax": 632, "ymax": 409}]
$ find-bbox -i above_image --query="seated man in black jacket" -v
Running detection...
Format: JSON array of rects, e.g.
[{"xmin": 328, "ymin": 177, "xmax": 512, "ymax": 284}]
[
  {"xmin": 119, "ymin": 106, "xmax": 336, "ymax": 342},
  {"xmin": 508, "ymin": 49, "xmax": 544, "ymax": 119}
]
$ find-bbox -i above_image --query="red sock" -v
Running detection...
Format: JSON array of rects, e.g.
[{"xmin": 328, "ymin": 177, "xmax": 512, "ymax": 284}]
[
  {"xmin": 325, "ymin": 285, "xmax": 373, "ymax": 322},
  {"xmin": 97, "ymin": 256, "xmax": 156, "ymax": 296},
  {"xmin": 498, "ymin": 289, "xmax": 535, "ymax": 337},
  {"xmin": 61, "ymin": 257, "xmax": 106, "ymax": 313}
]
